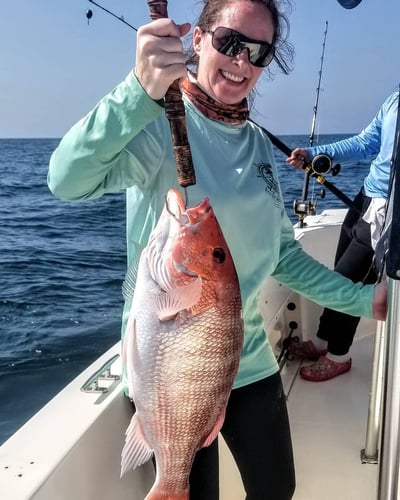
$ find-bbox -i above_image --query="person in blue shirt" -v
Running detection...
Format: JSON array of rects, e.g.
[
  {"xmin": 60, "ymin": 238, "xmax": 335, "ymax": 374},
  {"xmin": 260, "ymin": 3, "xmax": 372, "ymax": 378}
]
[{"xmin": 286, "ymin": 90, "xmax": 398, "ymax": 382}]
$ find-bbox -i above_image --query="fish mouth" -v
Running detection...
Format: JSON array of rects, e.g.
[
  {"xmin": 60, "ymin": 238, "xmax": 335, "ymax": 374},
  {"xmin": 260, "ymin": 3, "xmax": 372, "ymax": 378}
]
[
  {"xmin": 185, "ymin": 198, "xmax": 211, "ymax": 225},
  {"xmin": 166, "ymin": 189, "xmax": 211, "ymax": 228},
  {"xmin": 147, "ymin": 190, "xmax": 212, "ymax": 292},
  {"xmin": 165, "ymin": 190, "xmax": 212, "ymax": 280}
]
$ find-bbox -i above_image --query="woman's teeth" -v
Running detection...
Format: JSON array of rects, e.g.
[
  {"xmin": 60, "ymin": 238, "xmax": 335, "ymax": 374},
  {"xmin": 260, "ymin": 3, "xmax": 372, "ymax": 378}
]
[{"xmin": 221, "ymin": 71, "xmax": 244, "ymax": 83}]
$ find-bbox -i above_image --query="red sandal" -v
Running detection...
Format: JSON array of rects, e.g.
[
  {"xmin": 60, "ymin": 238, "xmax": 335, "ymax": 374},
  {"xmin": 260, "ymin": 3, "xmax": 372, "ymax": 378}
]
[
  {"xmin": 288, "ymin": 340, "xmax": 327, "ymax": 361},
  {"xmin": 300, "ymin": 355, "xmax": 352, "ymax": 382}
]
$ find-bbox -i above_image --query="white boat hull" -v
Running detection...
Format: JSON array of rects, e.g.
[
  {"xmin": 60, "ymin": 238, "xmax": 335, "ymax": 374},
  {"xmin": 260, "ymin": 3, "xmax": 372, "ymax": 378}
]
[{"xmin": 0, "ymin": 209, "xmax": 380, "ymax": 499}]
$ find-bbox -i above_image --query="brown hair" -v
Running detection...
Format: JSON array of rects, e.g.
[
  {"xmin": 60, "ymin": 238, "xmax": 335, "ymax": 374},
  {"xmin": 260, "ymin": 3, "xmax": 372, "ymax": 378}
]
[{"xmin": 185, "ymin": 0, "xmax": 294, "ymax": 76}]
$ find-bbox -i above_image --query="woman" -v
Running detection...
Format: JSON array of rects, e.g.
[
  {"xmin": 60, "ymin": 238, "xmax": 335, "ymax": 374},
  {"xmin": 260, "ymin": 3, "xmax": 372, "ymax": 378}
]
[{"xmin": 48, "ymin": 1, "xmax": 386, "ymax": 498}]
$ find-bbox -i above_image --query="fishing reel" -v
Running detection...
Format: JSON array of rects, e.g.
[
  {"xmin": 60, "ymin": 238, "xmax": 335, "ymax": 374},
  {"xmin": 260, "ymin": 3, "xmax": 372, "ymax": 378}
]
[
  {"xmin": 293, "ymin": 199, "xmax": 318, "ymax": 217},
  {"xmin": 307, "ymin": 154, "xmax": 341, "ymax": 177},
  {"xmin": 293, "ymin": 183, "xmax": 325, "ymax": 220},
  {"xmin": 293, "ymin": 154, "xmax": 341, "ymax": 222}
]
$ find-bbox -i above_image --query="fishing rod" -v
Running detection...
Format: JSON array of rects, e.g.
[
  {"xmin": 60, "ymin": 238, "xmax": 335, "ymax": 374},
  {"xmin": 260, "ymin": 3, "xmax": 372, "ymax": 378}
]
[
  {"xmin": 85, "ymin": 2, "xmax": 357, "ymax": 212},
  {"xmin": 86, "ymin": 0, "xmax": 137, "ymax": 31},
  {"xmin": 309, "ymin": 21, "xmax": 328, "ymax": 148},
  {"xmin": 297, "ymin": 21, "xmax": 329, "ymax": 227},
  {"xmin": 250, "ymin": 119, "xmax": 359, "ymax": 214},
  {"xmin": 86, "ymin": 0, "xmax": 196, "ymax": 189}
]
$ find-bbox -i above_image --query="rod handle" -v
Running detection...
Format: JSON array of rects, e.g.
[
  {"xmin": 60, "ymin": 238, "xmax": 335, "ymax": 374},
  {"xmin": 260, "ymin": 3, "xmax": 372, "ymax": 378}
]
[{"xmin": 147, "ymin": 0, "xmax": 196, "ymax": 187}]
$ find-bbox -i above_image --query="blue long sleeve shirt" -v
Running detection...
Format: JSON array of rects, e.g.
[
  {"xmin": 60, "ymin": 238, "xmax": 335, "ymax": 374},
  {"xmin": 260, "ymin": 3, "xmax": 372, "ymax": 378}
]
[{"xmin": 307, "ymin": 91, "xmax": 399, "ymax": 199}]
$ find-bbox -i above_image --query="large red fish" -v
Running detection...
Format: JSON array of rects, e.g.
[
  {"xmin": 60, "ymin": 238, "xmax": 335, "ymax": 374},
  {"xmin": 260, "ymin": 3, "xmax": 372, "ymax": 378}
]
[{"xmin": 121, "ymin": 189, "xmax": 243, "ymax": 499}]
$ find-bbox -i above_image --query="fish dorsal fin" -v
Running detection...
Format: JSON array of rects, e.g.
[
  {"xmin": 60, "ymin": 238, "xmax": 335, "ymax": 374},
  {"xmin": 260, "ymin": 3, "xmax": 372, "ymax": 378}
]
[
  {"xmin": 122, "ymin": 243, "xmax": 144, "ymax": 300},
  {"xmin": 155, "ymin": 277, "xmax": 202, "ymax": 321},
  {"xmin": 120, "ymin": 414, "xmax": 153, "ymax": 477}
]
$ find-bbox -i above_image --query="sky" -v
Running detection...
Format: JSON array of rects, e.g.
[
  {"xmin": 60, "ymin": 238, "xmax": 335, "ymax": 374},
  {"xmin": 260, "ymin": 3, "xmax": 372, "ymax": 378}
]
[{"xmin": 1, "ymin": 0, "xmax": 399, "ymax": 138}]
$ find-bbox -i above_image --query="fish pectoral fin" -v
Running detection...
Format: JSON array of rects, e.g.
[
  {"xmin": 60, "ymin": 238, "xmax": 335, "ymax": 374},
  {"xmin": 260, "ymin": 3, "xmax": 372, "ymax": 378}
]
[
  {"xmin": 202, "ymin": 409, "xmax": 226, "ymax": 448},
  {"xmin": 120, "ymin": 414, "xmax": 153, "ymax": 477},
  {"xmin": 155, "ymin": 277, "xmax": 202, "ymax": 322}
]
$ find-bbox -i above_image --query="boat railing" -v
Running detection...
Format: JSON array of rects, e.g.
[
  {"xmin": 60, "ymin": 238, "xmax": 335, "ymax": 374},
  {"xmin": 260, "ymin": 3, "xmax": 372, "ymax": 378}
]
[
  {"xmin": 377, "ymin": 279, "xmax": 400, "ymax": 499},
  {"xmin": 361, "ymin": 320, "xmax": 385, "ymax": 464}
]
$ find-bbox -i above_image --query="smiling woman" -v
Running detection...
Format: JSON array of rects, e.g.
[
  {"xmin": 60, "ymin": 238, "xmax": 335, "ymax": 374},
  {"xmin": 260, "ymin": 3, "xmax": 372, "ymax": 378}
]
[{"xmin": 47, "ymin": 0, "xmax": 386, "ymax": 498}]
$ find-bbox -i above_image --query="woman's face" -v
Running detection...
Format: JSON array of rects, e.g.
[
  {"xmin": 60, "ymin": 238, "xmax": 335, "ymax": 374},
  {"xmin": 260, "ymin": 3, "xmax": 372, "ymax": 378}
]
[{"xmin": 193, "ymin": 0, "xmax": 274, "ymax": 105}]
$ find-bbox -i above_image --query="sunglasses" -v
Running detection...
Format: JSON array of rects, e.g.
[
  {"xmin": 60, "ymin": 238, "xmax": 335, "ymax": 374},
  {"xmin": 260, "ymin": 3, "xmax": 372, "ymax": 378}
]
[{"xmin": 204, "ymin": 26, "xmax": 275, "ymax": 68}]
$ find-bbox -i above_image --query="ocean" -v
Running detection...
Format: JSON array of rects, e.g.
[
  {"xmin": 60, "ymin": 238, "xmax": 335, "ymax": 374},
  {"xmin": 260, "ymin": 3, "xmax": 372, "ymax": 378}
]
[{"xmin": 0, "ymin": 135, "xmax": 368, "ymax": 445}]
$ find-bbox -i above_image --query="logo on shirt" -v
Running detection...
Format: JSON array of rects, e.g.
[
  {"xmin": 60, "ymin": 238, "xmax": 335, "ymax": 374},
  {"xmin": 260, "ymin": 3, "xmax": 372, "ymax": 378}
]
[{"xmin": 256, "ymin": 162, "xmax": 281, "ymax": 207}]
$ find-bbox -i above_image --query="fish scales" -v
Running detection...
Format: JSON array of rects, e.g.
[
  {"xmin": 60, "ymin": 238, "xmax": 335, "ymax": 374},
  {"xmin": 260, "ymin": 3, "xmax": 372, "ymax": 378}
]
[{"xmin": 121, "ymin": 189, "xmax": 243, "ymax": 500}]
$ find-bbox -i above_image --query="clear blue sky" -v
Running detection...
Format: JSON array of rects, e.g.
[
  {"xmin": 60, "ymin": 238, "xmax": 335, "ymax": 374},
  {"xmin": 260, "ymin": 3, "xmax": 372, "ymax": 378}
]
[{"xmin": 1, "ymin": 0, "xmax": 399, "ymax": 137}]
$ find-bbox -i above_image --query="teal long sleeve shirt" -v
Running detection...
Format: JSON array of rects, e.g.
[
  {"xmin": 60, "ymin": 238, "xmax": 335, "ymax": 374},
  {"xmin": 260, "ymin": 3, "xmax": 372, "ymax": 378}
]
[{"xmin": 48, "ymin": 71, "xmax": 375, "ymax": 389}]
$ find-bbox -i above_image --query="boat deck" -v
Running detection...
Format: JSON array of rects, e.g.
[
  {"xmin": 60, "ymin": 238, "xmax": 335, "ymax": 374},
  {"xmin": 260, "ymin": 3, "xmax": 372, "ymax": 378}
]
[
  {"xmin": 286, "ymin": 319, "xmax": 378, "ymax": 500},
  {"xmin": 219, "ymin": 318, "xmax": 379, "ymax": 499}
]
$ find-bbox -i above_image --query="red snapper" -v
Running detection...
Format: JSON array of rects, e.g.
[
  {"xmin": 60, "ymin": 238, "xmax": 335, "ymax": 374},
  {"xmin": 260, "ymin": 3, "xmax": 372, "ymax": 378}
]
[{"xmin": 121, "ymin": 189, "xmax": 243, "ymax": 499}]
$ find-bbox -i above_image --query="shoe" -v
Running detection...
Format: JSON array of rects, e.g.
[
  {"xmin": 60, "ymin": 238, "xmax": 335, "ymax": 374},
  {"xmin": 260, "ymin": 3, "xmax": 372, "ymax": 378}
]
[
  {"xmin": 300, "ymin": 355, "xmax": 352, "ymax": 382},
  {"xmin": 288, "ymin": 340, "xmax": 327, "ymax": 361}
]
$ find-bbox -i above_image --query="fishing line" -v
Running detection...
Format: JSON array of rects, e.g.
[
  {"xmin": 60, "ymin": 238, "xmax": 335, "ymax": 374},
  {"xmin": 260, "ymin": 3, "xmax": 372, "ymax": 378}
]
[{"xmin": 86, "ymin": 0, "xmax": 137, "ymax": 31}]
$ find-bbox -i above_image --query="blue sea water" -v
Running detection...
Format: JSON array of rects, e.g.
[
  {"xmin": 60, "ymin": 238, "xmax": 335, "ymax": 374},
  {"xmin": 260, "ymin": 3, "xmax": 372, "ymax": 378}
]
[{"xmin": 0, "ymin": 135, "xmax": 368, "ymax": 445}]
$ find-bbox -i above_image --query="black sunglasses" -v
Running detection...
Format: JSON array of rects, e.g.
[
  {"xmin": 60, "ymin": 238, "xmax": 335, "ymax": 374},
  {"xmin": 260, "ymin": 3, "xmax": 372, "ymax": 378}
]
[{"xmin": 204, "ymin": 26, "xmax": 275, "ymax": 68}]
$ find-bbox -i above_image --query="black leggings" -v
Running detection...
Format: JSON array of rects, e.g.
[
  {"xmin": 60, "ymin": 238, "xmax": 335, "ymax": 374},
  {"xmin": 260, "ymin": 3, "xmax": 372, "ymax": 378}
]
[
  {"xmin": 189, "ymin": 373, "xmax": 295, "ymax": 500},
  {"xmin": 316, "ymin": 188, "xmax": 377, "ymax": 354}
]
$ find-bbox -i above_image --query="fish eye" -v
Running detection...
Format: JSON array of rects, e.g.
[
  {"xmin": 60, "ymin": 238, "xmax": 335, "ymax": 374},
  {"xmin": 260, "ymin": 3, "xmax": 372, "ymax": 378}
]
[{"xmin": 213, "ymin": 247, "xmax": 226, "ymax": 264}]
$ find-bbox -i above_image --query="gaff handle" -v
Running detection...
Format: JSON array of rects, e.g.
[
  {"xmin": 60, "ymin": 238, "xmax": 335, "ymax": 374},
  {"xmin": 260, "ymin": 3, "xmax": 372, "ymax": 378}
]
[{"xmin": 147, "ymin": 1, "xmax": 196, "ymax": 188}]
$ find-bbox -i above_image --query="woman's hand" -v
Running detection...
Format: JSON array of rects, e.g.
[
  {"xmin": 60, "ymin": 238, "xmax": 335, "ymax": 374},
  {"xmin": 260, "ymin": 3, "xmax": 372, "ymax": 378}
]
[
  {"xmin": 372, "ymin": 280, "xmax": 387, "ymax": 321},
  {"xmin": 286, "ymin": 147, "xmax": 310, "ymax": 169},
  {"xmin": 135, "ymin": 18, "xmax": 191, "ymax": 100}
]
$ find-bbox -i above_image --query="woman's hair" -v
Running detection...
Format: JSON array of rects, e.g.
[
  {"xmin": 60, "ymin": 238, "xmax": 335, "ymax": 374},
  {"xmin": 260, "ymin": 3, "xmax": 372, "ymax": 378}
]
[{"xmin": 185, "ymin": 0, "xmax": 294, "ymax": 77}]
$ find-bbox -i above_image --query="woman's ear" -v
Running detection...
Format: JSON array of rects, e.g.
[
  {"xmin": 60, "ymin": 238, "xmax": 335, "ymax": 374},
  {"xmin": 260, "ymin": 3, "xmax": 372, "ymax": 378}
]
[{"xmin": 193, "ymin": 26, "xmax": 203, "ymax": 54}]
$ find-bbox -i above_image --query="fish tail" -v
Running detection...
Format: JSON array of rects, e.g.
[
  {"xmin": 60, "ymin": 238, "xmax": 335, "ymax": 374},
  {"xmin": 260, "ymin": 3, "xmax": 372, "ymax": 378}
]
[{"xmin": 145, "ymin": 486, "xmax": 189, "ymax": 500}]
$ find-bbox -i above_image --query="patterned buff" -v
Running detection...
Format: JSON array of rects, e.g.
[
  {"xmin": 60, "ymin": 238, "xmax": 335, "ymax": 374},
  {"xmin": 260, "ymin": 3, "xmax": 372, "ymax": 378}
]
[{"xmin": 180, "ymin": 74, "xmax": 249, "ymax": 125}]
